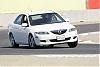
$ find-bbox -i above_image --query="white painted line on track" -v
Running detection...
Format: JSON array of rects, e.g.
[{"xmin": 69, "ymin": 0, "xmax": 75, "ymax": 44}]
[
  {"xmin": 79, "ymin": 33, "xmax": 89, "ymax": 36},
  {"xmin": 78, "ymin": 39, "xmax": 99, "ymax": 44},
  {"xmin": 33, "ymin": 54, "xmax": 99, "ymax": 58},
  {"xmin": 79, "ymin": 31, "xmax": 100, "ymax": 36},
  {"xmin": 78, "ymin": 39, "xmax": 82, "ymax": 42},
  {"xmin": 91, "ymin": 31, "xmax": 100, "ymax": 34},
  {"xmin": 79, "ymin": 40, "xmax": 96, "ymax": 44},
  {"xmin": 79, "ymin": 41, "xmax": 100, "ymax": 44},
  {"xmin": 0, "ymin": 65, "xmax": 92, "ymax": 67},
  {"xmin": 78, "ymin": 31, "xmax": 100, "ymax": 44}
]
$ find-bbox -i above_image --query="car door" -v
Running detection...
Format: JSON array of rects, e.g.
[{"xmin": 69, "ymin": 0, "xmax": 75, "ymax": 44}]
[
  {"xmin": 19, "ymin": 15, "xmax": 29, "ymax": 44},
  {"xmin": 13, "ymin": 14, "xmax": 24, "ymax": 43}
]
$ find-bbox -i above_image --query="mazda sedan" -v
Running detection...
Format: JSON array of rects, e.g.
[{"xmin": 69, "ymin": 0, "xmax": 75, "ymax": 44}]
[{"xmin": 8, "ymin": 11, "xmax": 78, "ymax": 48}]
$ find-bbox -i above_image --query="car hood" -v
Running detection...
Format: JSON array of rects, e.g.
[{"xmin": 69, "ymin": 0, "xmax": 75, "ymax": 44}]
[{"xmin": 30, "ymin": 22, "xmax": 75, "ymax": 32}]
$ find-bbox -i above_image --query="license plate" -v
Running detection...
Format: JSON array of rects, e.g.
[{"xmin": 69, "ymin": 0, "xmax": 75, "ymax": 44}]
[{"xmin": 56, "ymin": 35, "xmax": 65, "ymax": 40}]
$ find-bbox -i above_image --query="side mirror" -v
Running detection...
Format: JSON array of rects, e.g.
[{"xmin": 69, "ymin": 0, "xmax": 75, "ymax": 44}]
[{"xmin": 22, "ymin": 23, "xmax": 28, "ymax": 27}]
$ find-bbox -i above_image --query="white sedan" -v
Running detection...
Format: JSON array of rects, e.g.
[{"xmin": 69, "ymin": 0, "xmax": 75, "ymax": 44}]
[{"xmin": 8, "ymin": 11, "xmax": 78, "ymax": 48}]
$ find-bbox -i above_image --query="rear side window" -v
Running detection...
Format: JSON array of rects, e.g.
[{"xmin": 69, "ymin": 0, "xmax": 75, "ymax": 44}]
[{"xmin": 14, "ymin": 15, "xmax": 23, "ymax": 25}]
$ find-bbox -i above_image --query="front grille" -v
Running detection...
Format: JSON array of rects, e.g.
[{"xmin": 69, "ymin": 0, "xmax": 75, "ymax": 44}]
[
  {"xmin": 40, "ymin": 40, "xmax": 46, "ymax": 42},
  {"xmin": 51, "ymin": 29, "xmax": 67, "ymax": 35},
  {"xmin": 50, "ymin": 37, "xmax": 71, "ymax": 42}
]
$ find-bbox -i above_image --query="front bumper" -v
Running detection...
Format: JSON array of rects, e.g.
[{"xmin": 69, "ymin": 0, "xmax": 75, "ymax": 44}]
[{"xmin": 34, "ymin": 31, "xmax": 78, "ymax": 46}]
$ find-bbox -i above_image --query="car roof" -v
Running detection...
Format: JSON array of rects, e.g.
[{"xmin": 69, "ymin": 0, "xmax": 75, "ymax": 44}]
[{"xmin": 20, "ymin": 10, "xmax": 55, "ymax": 16}]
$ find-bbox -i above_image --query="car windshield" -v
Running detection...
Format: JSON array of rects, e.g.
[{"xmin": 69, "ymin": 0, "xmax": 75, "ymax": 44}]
[{"xmin": 29, "ymin": 13, "xmax": 66, "ymax": 26}]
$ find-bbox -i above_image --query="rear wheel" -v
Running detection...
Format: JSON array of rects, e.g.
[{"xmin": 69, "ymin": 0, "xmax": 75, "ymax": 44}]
[
  {"xmin": 9, "ymin": 33, "xmax": 19, "ymax": 48},
  {"xmin": 28, "ymin": 35, "xmax": 37, "ymax": 48},
  {"xmin": 67, "ymin": 41, "xmax": 78, "ymax": 48}
]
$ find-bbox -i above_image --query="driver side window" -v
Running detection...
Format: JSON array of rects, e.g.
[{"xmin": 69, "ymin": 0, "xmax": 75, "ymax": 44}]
[
  {"xmin": 21, "ymin": 15, "xmax": 29, "ymax": 27},
  {"xmin": 22, "ymin": 15, "xmax": 28, "ymax": 23}
]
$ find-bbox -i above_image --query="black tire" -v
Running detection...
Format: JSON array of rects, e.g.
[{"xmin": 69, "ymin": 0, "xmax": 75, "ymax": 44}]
[
  {"xmin": 28, "ymin": 35, "xmax": 37, "ymax": 48},
  {"xmin": 9, "ymin": 33, "xmax": 19, "ymax": 48},
  {"xmin": 48, "ymin": 44, "xmax": 54, "ymax": 48},
  {"xmin": 67, "ymin": 41, "xmax": 78, "ymax": 48}
]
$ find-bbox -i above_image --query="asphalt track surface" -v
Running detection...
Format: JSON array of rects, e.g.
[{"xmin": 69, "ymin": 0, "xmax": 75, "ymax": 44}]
[{"xmin": 0, "ymin": 23, "xmax": 100, "ymax": 55}]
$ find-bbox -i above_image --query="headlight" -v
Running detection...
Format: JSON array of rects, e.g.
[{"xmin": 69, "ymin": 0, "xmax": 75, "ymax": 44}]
[
  {"xmin": 69, "ymin": 28, "xmax": 76, "ymax": 32},
  {"xmin": 35, "ymin": 32, "xmax": 49, "ymax": 35}
]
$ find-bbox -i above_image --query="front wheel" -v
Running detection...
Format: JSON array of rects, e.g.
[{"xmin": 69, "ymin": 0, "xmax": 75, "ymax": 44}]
[
  {"xmin": 48, "ymin": 44, "xmax": 54, "ymax": 48},
  {"xmin": 67, "ymin": 41, "xmax": 78, "ymax": 48},
  {"xmin": 28, "ymin": 35, "xmax": 37, "ymax": 48}
]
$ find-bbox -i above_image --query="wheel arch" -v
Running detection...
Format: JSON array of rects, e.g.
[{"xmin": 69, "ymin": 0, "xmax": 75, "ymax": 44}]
[
  {"xmin": 28, "ymin": 33, "xmax": 33, "ymax": 37},
  {"xmin": 8, "ymin": 32, "xmax": 13, "ymax": 37}
]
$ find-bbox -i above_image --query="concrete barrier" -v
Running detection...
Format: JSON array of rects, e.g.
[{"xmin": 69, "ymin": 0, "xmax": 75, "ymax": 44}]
[
  {"xmin": 58, "ymin": 9, "xmax": 100, "ymax": 22},
  {"xmin": 0, "ymin": 13, "xmax": 19, "ymax": 29}
]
